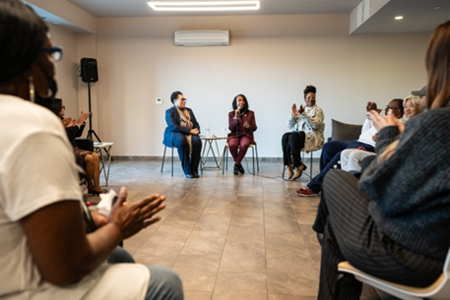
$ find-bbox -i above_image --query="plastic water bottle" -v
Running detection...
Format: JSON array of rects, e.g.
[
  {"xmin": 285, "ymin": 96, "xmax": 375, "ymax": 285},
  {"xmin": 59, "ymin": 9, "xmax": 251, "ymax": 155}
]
[{"xmin": 206, "ymin": 126, "xmax": 210, "ymax": 137}]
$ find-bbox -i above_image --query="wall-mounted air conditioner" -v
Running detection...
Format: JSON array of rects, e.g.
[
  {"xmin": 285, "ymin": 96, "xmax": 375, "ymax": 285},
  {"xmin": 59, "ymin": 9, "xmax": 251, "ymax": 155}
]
[{"xmin": 174, "ymin": 30, "xmax": 230, "ymax": 47}]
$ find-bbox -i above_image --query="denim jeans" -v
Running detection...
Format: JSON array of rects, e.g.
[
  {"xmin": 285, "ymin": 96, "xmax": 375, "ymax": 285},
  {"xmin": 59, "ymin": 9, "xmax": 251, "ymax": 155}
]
[
  {"xmin": 108, "ymin": 247, "xmax": 183, "ymax": 300},
  {"xmin": 145, "ymin": 265, "xmax": 184, "ymax": 300}
]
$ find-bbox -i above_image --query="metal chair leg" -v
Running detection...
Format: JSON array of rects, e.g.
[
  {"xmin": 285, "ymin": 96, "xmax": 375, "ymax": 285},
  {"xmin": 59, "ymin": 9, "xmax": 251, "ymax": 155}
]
[
  {"xmin": 251, "ymin": 146, "xmax": 254, "ymax": 174},
  {"xmin": 300, "ymin": 149, "xmax": 314, "ymax": 179},
  {"xmin": 255, "ymin": 145, "xmax": 260, "ymax": 172},
  {"xmin": 171, "ymin": 146, "xmax": 174, "ymax": 177},
  {"xmin": 222, "ymin": 145, "xmax": 228, "ymax": 174},
  {"xmin": 161, "ymin": 146, "xmax": 167, "ymax": 173},
  {"xmin": 226, "ymin": 147, "xmax": 229, "ymax": 171}
]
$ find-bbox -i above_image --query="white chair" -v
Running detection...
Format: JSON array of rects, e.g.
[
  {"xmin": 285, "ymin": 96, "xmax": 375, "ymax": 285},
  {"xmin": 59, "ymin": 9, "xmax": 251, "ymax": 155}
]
[{"xmin": 337, "ymin": 248, "xmax": 450, "ymax": 300}]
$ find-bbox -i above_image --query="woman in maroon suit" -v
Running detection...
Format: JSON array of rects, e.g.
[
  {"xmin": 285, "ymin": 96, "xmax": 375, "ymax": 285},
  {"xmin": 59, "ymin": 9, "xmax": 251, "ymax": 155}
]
[{"xmin": 227, "ymin": 94, "xmax": 257, "ymax": 175}]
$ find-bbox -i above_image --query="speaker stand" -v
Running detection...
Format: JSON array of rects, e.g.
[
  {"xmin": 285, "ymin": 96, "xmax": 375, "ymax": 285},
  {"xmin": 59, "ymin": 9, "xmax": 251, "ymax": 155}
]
[
  {"xmin": 84, "ymin": 82, "xmax": 113, "ymax": 164},
  {"xmin": 86, "ymin": 81, "xmax": 102, "ymax": 142}
]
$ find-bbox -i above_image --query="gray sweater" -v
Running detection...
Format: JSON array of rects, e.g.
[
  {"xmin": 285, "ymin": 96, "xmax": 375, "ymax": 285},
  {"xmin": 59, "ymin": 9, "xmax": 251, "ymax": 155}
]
[{"xmin": 360, "ymin": 107, "xmax": 450, "ymax": 261}]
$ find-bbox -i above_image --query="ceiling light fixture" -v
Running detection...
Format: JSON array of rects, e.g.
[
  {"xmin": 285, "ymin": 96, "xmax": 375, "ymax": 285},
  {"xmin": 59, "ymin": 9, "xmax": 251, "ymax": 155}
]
[
  {"xmin": 147, "ymin": 1, "xmax": 260, "ymax": 11},
  {"xmin": 434, "ymin": 6, "xmax": 442, "ymax": 10},
  {"xmin": 395, "ymin": 16, "xmax": 404, "ymax": 20}
]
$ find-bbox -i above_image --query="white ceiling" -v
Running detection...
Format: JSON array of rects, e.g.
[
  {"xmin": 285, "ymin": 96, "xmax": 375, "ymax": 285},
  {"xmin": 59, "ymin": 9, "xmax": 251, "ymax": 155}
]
[
  {"xmin": 38, "ymin": 0, "xmax": 450, "ymax": 34},
  {"xmin": 66, "ymin": 0, "xmax": 363, "ymax": 18},
  {"xmin": 352, "ymin": 0, "xmax": 450, "ymax": 34}
]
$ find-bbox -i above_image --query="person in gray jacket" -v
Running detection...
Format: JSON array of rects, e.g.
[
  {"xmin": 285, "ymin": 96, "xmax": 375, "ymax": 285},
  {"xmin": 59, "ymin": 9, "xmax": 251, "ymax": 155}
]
[{"xmin": 314, "ymin": 20, "xmax": 450, "ymax": 299}]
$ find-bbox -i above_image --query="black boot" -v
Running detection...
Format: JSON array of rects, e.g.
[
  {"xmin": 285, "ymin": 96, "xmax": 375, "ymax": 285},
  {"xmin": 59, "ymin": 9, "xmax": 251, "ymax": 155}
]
[
  {"xmin": 233, "ymin": 164, "xmax": 240, "ymax": 175},
  {"xmin": 237, "ymin": 164, "xmax": 245, "ymax": 174}
]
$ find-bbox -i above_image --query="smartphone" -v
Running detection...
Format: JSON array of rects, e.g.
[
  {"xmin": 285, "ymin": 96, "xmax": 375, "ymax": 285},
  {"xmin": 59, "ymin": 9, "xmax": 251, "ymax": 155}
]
[{"xmin": 112, "ymin": 195, "xmax": 118, "ymax": 207}]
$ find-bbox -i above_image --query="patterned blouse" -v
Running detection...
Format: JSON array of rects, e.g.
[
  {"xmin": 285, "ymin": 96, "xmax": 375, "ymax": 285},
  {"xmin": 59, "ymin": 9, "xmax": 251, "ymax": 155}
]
[{"xmin": 287, "ymin": 104, "xmax": 325, "ymax": 152}]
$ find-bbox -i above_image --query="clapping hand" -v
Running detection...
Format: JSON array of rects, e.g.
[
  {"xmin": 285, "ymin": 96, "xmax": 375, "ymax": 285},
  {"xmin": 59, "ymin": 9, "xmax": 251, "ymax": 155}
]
[
  {"xmin": 77, "ymin": 111, "xmax": 91, "ymax": 126},
  {"xmin": 91, "ymin": 209, "xmax": 108, "ymax": 227},
  {"xmin": 298, "ymin": 104, "xmax": 305, "ymax": 114},
  {"xmin": 109, "ymin": 187, "xmax": 166, "ymax": 240},
  {"xmin": 62, "ymin": 117, "xmax": 72, "ymax": 128},
  {"xmin": 366, "ymin": 101, "xmax": 382, "ymax": 114},
  {"xmin": 68, "ymin": 118, "xmax": 77, "ymax": 127},
  {"xmin": 291, "ymin": 104, "xmax": 299, "ymax": 117},
  {"xmin": 368, "ymin": 111, "xmax": 405, "ymax": 134}
]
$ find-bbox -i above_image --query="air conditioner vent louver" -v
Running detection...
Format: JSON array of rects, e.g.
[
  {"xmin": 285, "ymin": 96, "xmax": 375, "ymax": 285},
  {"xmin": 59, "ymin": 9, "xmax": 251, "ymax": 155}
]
[{"xmin": 174, "ymin": 30, "xmax": 230, "ymax": 47}]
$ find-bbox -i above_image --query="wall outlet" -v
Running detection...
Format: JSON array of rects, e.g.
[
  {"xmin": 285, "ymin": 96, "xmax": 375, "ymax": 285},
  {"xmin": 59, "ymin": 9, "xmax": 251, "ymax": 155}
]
[{"xmin": 156, "ymin": 97, "xmax": 163, "ymax": 105}]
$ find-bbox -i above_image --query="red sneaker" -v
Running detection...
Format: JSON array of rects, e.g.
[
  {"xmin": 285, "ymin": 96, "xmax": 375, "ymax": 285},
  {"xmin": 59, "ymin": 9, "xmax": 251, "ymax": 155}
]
[{"xmin": 296, "ymin": 187, "xmax": 318, "ymax": 197}]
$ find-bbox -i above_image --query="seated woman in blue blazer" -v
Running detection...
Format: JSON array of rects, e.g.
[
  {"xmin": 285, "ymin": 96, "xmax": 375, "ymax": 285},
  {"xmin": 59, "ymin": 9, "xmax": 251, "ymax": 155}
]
[{"xmin": 163, "ymin": 91, "xmax": 202, "ymax": 178}]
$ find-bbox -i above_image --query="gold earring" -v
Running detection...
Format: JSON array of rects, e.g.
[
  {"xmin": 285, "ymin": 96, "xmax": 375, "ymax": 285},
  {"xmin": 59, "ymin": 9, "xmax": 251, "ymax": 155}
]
[{"xmin": 29, "ymin": 76, "xmax": 35, "ymax": 102}]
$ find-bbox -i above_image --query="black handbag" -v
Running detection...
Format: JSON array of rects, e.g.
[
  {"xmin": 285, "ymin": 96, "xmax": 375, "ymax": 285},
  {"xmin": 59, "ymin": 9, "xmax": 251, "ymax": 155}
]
[{"xmin": 75, "ymin": 138, "xmax": 94, "ymax": 152}]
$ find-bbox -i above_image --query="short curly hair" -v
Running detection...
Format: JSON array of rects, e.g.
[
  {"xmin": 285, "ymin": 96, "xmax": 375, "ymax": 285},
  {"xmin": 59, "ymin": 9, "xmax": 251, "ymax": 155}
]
[{"xmin": 303, "ymin": 85, "xmax": 316, "ymax": 98}]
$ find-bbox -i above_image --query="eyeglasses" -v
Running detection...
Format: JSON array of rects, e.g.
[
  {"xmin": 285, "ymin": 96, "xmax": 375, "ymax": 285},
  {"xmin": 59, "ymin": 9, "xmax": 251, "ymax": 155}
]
[
  {"xmin": 42, "ymin": 46, "xmax": 63, "ymax": 61},
  {"xmin": 61, "ymin": 105, "xmax": 66, "ymax": 109},
  {"xmin": 177, "ymin": 98, "xmax": 187, "ymax": 102},
  {"xmin": 385, "ymin": 106, "xmax": 401, "ymax": 110}
]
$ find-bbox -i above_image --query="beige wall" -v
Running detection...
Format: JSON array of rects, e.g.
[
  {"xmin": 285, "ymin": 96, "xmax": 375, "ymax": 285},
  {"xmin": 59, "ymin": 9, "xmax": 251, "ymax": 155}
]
[
  {"xmin": 50, "ymin": 13, "xmax": 430, "ymax": 157},
  {"xmin": 49, "ymin": 24, "xmax": 98, "ymax": 137},
  {"xmin": 49, "ymin": 24, "xmax": 79, "ymax": 117}
]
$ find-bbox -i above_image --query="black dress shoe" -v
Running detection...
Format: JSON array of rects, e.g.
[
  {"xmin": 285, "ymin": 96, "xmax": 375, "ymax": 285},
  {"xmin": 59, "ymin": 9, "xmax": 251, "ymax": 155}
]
[
  {"xmin": 186, "ymin": 173, "xmax": 195, "ymax": 178},
  {"xmin": 193, "ymin": 172, "xmax": 199, "ymax": 178},
  {"xmin": 237, "ymin": 164, "xmax": 245, "ymax": 174}
]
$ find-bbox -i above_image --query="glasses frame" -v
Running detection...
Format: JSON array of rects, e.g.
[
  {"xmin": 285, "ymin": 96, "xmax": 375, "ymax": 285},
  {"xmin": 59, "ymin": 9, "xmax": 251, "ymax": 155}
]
[{"xmin": 42, "ymin": 46, "xmax": 63, "ymax": 61}]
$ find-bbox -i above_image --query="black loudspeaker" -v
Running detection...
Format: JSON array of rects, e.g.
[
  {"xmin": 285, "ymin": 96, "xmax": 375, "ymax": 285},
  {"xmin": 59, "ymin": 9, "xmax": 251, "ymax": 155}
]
[{"xmin": 80, "ymin": 58, "xmax": 98, "ymax": 83}]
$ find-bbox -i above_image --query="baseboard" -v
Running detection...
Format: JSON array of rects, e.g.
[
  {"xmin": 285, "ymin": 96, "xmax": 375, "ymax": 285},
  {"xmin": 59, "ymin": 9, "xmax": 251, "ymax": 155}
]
[
  {"xmin": 113, "ymin": 156, "xmax": 161, "ymax": 161},
  {"xmin": 112, "ymin": 156, "xmax": 320, "ymax": 163}
]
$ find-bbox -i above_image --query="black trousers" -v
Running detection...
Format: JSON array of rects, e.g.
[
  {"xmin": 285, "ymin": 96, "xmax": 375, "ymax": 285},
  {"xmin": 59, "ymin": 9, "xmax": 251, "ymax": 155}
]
[
  {"xmin": 172, "ymin": 133, "xmax": 202, "ymax": 175},
  {"xmin": 316, "ymin": 170, "xmax": 443, "ymax": 300},
  {"xmin": 281, "ymin": 131, "xmax": 305, "ymax": 167}
]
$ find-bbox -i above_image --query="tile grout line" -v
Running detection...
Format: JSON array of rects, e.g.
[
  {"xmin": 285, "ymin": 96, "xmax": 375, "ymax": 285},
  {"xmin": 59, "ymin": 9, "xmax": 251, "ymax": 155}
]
[{"xmin": 208, "ymin": 178, "xmax": 241, "ymax": 300}]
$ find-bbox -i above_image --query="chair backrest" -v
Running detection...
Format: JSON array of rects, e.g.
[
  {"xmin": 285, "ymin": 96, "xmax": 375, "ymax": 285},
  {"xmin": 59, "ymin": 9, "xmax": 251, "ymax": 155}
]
[
  {"xmin": 331, "ymin": 119, "xmax": 362, "ymax": 141},
  {"xmin": 445, "ymin": 247, "xmax": 450, "ymax": 273},
  {"xmin": 428, "ymin": 247, "xmax": 450, "ymax": 299}
]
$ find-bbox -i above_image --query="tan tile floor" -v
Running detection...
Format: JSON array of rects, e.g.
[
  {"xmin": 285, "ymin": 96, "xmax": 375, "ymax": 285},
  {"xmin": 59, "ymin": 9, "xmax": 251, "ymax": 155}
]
[{"xmin": 98, "ymin": 159, "xmax": 387, "ymax": 300}]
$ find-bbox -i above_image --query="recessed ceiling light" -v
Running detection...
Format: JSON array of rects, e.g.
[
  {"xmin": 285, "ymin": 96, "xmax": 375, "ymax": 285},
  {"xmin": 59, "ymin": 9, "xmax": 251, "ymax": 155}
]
[
  {"xmin": 395, "ymin": 16, "xmax": 404, "ymax": 20},
  {"xmin": 435, "ymin": 6, "xmax": 442, "ymax": 10},
  {"xmin": 147, "ymin": 1, "xmax": 260, "ymax": 11}
]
